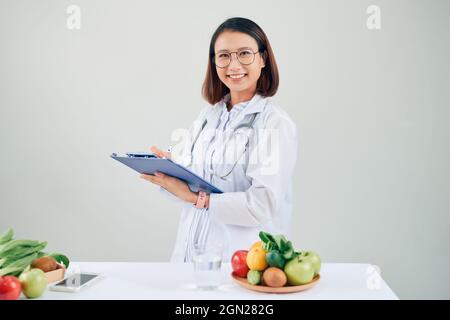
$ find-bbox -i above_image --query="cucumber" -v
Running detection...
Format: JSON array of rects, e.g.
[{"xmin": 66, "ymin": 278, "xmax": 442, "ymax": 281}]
[{"xmin": 247, "ymin": 270, "xmax": 261, "ymax": 285}]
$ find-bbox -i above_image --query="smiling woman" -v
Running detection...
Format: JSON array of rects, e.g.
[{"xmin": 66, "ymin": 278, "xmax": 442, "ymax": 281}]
[
  {"xmin": 202, "ymin": 18, "xmax": 279, "ymax": 107},
  {"xmin": 142, "ymin": 17, "xmax": 297, "ymax": 263},
  {"xmin": 214, "ymin": 35, "xmax": 265, "ymax": 108}
]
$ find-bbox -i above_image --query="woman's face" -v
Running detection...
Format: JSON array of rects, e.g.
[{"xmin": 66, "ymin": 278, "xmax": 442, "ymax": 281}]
[{"xmin": 214, "ymin": 31, "xmax": 265, "ymax": 95}]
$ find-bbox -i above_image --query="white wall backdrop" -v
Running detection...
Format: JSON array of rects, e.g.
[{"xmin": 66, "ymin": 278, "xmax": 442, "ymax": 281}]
[{"xmin": 1, "ymin": 0, "xmax": 449, "ymax": 299}]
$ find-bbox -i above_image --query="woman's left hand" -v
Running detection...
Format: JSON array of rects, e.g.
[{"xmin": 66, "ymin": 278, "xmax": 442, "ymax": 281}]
[{"xmin": 140, "ymin": 172, "xmax": 197, "ymax": 204}]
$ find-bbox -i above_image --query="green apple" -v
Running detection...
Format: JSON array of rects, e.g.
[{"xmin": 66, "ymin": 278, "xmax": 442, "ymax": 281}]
[
  {"xmin": 298, "ymin": 251, "xmax": 321, "ymax": 276},
  {"xmin": 284, "ymin": 256, "xmax": 315, "ymax": 285},
  {"xmin": 19, "ymin": 268, "xmax": 47, "ymax": 298}
]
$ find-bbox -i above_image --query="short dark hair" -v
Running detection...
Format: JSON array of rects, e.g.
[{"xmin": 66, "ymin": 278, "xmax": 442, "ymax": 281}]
[{"xmin": 202, "ymin": 17, "xmax": 279, "ymax": 105}]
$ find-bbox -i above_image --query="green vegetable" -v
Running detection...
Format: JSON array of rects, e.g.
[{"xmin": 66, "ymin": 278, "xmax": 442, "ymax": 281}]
[
  {"xmin": 0, "ymin": 239, "xmax": 41, "ymax": 256},
  {"xmin": 0, "ymin": 252, "xmax": 39, "ymax": 277},
  {"xmin": 0, "ymin": 228, "xmax": 70, "ymax": 277},
  {"xmin": 247, "ymin": 270, "xmax": 261, "ymax": 285},
  {"xmin": 0, "ymin": 241, "xmax": 46, "ymax": 259},
  {"xmin": 0, "ymin": 228, "xmax": 14, "ymax": 245},
  {"xmin": 0, "ymin": 242, "xmax": 47, "ymax": 268},
  {"xmin": 37, "ymin": 252, "xmax": 48, "ymax": 259},
  {"xmin": 272, "ymin": 235, "xmax": 286, "ymax": 250},
  {"xmin": 259, "ymin": 231, "xmax": 295, "ymax": 260},
  {"xmin": 49, "ymin": 253, "xmax": 70, "ymax": 268},
  {"xmin": 258, "ymin": 231, "xmax": 272, "ymax": 244},
  {"xmin": 266, "ymin": 250, "xmax": 286, "ymax": 269}
]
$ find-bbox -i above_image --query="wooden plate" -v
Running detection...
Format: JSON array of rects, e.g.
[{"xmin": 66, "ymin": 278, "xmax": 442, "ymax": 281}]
[{"xmin": 231, "ymin": 273, "xmax": 320, "ymax": 294}]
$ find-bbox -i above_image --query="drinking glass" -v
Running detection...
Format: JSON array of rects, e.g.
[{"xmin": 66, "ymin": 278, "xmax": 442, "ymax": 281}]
[{"xmin": 192, "ymin": 243, "xmax": 223, "ymax": 290}]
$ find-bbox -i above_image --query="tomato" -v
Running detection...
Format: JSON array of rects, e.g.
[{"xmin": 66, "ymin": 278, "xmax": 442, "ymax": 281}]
[
  {"xmin": 0, "ymin": 276, "xmax": 22, "ymax": 300},
  {"xmin": 231, "ymin": 250, "xmax": 249, "ymax": 277}
]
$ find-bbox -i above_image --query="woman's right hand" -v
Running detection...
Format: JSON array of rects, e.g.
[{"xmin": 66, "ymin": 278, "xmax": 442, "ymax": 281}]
[
  {"xmin": 142, "ymin": 145, "xmax": 199, "ymax": 203},
  {"xmin": 150, "ymin": 145, "xmax": 171, "ymax": 159}
]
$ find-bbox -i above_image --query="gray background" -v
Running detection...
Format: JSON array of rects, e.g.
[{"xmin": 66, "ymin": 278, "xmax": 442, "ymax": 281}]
[{"xmin": 0, "ymin": 0, "xmax": 449, "ymax": 299}]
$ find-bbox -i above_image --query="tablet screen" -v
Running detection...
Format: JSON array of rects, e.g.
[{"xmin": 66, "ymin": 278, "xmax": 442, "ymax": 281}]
[{"xmin": 55, "ymin": 273, "xmax": 99, "ymax": 288}]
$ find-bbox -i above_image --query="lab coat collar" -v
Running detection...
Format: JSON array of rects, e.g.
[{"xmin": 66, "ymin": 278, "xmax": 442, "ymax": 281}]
[
  {"xmin": 205, "ymin": 104, "xmax": 223, "ymax": 128},
  {"xmin": 227, "ymin": 94, "xmax": 267, "ymax": 128},
  {"xmin": 205, "ymin": 93, "xmax": 267, "ymax": 128},
  {"xmin": 220, "ymin": 93, "xmax": 266, "ymax": 116},
  {"xmin": 206, "ymin": 93, "xmax": 267, "ymax": 128},
  {"xmin": 239, "ymin": 93, "xmax": 267, "ymax": 116}
]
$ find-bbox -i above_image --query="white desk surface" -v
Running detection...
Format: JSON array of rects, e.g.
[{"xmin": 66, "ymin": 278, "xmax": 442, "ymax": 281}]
[{"xmin": 35, "ymin": 262, "xmax": 398, "ymax": 300}]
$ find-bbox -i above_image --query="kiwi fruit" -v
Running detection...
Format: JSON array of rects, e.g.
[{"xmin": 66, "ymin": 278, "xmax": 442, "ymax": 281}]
[
  {"xmin": 31, "ymin": 256, "xmax": 58, "ymax": 272},
  {"xmin": 262, "ymin": 267, "xmax": 288, "ymax": 287}
]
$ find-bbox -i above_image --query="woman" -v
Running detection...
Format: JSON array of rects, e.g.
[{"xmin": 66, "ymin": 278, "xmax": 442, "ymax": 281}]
[{"xmin": 141, "ymin": 17, "xmax": 298, "ymax": 262}]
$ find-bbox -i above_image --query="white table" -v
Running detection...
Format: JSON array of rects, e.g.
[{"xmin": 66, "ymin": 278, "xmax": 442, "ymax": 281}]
[{"xmin": 37, "ymin": 262, "xmax": 398, "ymax": 300}]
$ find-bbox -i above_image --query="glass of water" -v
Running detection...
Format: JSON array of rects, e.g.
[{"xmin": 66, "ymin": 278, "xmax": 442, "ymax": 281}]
[{"xmin": 192, "ymin": 243, "xmax": 223, "ymax": 290}]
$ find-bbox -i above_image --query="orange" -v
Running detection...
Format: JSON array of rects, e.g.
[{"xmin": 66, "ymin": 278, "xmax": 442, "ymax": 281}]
[
  {"xmin": 250, "ymin": 240, "xmax": 263, "ymax": 251},
  {"xmin": 246, "ymin": 247, "xmax": 268, "ymax": 271}
]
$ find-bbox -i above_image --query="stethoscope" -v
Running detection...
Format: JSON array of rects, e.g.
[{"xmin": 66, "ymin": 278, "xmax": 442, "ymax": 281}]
[{"xmin": 187, "ymin": 112, "xmax": 259, "ymax": 180}]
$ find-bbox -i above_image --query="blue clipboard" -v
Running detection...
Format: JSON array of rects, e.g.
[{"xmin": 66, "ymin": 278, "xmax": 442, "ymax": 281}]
[{"xmin": 110, "ymin": 152, "xmax": 223, "ymax": 194}]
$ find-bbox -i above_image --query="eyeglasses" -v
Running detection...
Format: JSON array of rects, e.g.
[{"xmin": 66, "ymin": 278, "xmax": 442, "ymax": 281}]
[{"xmin": 213, "ymin": 49, "xmax": 260, "ymax": 68}]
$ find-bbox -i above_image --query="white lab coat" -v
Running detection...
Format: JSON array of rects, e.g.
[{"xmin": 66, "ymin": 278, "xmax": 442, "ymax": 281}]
[{"xmin": 162, "ymin": 93, "xmax": 298, "ymax": 262}]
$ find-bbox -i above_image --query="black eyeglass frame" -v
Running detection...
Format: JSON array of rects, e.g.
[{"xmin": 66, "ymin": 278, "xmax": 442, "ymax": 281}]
[{"xmin": 213, "ymin": 49, "xmax": 261, "ymax": 68}]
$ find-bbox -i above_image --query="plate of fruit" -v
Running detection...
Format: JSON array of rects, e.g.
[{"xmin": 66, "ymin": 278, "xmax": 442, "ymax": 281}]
[{"xmin": 231, "ymin": 231, "xmax": 321, "ymax": 294}]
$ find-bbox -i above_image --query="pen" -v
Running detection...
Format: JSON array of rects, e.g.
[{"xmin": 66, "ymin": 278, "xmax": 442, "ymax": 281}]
[{"xmin": 162, "ymin": 146, "xmax": 173, "ymax": 159}]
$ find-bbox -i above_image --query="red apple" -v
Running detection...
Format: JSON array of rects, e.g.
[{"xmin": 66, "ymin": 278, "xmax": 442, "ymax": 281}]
[
  {"xmin": 0, "ymin": 276, "xmax": 22, "ymax": 300},
  {"xmin": 231, "ymin": 250, "xmax": 249, "ymax": 278}
]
